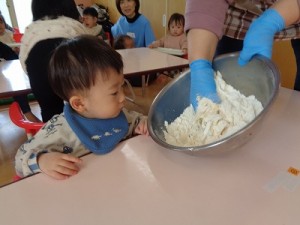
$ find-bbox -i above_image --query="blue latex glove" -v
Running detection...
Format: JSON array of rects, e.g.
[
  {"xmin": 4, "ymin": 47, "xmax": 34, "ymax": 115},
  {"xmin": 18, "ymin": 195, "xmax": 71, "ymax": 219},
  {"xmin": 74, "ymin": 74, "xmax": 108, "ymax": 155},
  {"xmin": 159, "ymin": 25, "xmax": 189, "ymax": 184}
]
[
  {"xmin": 238, "ymin": 9, "xmax": 285, "ymax": 66},
  {"xmin": 190, "ymin": 59, "xmax": 220, "ymax": 109}
]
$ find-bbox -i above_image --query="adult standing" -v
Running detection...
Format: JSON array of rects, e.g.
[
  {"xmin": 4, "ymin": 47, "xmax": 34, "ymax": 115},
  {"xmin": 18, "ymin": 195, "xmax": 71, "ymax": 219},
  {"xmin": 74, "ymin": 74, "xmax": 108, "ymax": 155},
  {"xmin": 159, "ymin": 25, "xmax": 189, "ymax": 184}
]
[
  {"xmin": 216, "ymin": 0, "xmax": 300, "ymax": 91},
  {"xmin": 185, "ymin": 0, "xmax": 300, "ymax": 108},
  {"xmin": 19, "ymin": 0, "xmax": 99, "ymax": 122},
  {"xmin": 185, "ymin": 0, "xmax": 230, "ymax": 108},
  {"xmin": 111, "ymin": 0, "xmax": 155, "ymax": 48}
]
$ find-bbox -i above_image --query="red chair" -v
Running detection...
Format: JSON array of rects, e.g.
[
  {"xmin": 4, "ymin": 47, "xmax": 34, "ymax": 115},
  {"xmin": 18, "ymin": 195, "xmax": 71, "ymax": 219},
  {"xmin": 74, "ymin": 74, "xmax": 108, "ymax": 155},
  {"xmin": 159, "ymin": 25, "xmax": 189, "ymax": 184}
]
[
  {"xmin": 13, "ymin": 33, "xmax": 23, "ymax": 43},
  {"xmin": 9, "ymin": 102, "xmax": 44, "ymax": 139},
  {"xmin": 9, "ymin": 102, "xmax": 44, "ymax": 182}
]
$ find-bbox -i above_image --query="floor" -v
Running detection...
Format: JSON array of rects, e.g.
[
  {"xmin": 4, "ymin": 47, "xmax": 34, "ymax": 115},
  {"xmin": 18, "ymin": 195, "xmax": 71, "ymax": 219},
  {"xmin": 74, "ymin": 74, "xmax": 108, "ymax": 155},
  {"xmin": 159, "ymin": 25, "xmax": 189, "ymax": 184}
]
[{"xmin": 0, "ymin": 75, "xmax": 173, "ymax": 187}]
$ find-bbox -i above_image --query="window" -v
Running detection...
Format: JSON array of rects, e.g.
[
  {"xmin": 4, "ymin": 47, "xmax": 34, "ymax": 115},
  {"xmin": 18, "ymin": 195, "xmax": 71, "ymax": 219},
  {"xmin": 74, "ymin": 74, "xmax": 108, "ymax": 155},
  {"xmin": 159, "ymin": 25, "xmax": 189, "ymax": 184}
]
[
  {"xmin": 13, "ymin": 0, "xmax": 32, "ymax": 33},
  {"xmin": 4, "ymin": 0, "xmax": 32, "ymax": 33},
  {"xmin": 0, "ymin": 1, "xmax": 12, "ymax": 26}
]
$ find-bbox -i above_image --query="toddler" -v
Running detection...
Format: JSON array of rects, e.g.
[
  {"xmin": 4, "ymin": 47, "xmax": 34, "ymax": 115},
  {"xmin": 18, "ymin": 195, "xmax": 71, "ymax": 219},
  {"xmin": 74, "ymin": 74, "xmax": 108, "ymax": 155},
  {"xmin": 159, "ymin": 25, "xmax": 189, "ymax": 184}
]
[
  {"xmin": 113, "ymin": 34, "xmax": 158, "ymax": 86},
  {"xmin": 0, "ymin": 14, "xmax": 19, "ymax": 54},
  {"xmin": 149, "ymin": 13, "xmax": 187, "ymax": 54},
  {"xmin": 15, "ymin": 35, "xmax": 149, "ymax": 180},
  {"xmin": 82, "ymin": 7, "xmax": 108, "ymax": 43},
  {"xmin": 114, "ymin": 35, "xmax": 135, "ymax": 49}
]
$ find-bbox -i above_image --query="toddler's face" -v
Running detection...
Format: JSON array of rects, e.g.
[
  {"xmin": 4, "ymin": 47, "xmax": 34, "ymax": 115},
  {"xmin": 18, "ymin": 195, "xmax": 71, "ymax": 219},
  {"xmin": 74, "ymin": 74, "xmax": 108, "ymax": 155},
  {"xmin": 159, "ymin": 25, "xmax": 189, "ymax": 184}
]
[
  {"xmin": 169, "ymin": 21, "xmax": 184, "ymax": 37},
  {"xmin": 83, "ymin": 15, "xmax": 98, "ymax": 28},
  {"xmin": 81, "ymin": 69, "xmax": 126, "ymax": 119},
  {"xmin": 0, "ymin": 20, "xmax": 6, "ymax": 35},
  {"xmin": 124, "ymin": 38, "xmax": 135, "ymax": 49}
]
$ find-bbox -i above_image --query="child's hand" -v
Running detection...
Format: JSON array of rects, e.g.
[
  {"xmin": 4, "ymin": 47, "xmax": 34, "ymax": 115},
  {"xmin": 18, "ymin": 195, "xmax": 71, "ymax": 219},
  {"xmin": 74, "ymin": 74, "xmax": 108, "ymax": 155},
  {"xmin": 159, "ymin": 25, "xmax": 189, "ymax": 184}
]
[
  {"xmin": 134, "ymin": 118, "xmax": 149, "ymax": 136},
  {"xmin": 148, "ymin": 41, "xmax": 158, "ymax": 49},
  {"xmin": 38, "ymin": 152, "xmax": 82, "ymax": 180}
]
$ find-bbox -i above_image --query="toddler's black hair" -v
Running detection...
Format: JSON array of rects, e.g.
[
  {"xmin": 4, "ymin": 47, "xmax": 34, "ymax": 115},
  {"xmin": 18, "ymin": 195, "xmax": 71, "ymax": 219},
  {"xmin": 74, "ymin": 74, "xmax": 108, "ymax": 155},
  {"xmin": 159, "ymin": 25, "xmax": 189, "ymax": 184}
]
[
  {"xmin": 83, "ymin": 7, "xmax": 98, "ymax": 18},
  {"xmin": 168, "ymin": 13, "xmax": 185, "ymax": 30},
  {"xmin": 48, "ymin": 35, "xmax": 123, "ymax": 101}
]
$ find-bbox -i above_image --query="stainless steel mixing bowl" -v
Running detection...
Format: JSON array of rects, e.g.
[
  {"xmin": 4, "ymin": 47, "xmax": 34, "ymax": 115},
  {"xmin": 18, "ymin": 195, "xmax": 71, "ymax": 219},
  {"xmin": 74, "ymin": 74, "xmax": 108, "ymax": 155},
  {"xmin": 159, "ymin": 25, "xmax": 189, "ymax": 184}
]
[{"xmin": 148, "ymin": 53, "xmax": 280, "ymax": 155}]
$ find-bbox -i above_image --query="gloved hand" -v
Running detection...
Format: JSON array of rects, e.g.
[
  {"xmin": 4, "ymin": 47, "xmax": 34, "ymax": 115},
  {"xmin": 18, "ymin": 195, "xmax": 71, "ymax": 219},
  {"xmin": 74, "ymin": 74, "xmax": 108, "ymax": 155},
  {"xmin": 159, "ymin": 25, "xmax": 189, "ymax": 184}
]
[
  {"xmin": 238, "ymin": 9, "xmax": 285, "ymax": 66},
  {"xmin": 190, "ymin": 59, "xmax": 220, "ymax": 109}
]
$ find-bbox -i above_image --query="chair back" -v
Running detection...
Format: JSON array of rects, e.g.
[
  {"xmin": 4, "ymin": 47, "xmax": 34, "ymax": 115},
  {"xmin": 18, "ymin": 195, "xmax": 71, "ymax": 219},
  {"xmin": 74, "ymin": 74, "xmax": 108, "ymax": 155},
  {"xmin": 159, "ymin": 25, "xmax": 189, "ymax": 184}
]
[
  {"xmin": 9, "ymin": 102, "xmax": 44, "ymax": 139},
  {"xmin": 13, "ymin": 33, "xmax": 23, "ymax": 43}
]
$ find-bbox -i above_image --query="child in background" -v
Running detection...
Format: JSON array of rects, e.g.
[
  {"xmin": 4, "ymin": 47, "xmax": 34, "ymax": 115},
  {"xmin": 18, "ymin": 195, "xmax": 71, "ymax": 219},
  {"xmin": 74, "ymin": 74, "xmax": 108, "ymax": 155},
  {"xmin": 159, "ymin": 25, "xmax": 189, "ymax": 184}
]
[
  {"xmin": 113, "ymin": 34, "xmax": 158, "ymax": 86},
  {"xmin": 15, "ymin": 35, "xmax": 148, "ymax": 180},
  {"xmin": 82, "ymin": 7, "xmax": 108, "ymax": 43},
  {"xmin": 0, "ymin": 14, "xmax": 19, "ymax": 54},
  {"xmin": 113, "ymin": 34, "xmax": 135, "ymax": 49},
  {"xmin": 149, "ymin": 13, "xmax": 187, "ymax": 54}
]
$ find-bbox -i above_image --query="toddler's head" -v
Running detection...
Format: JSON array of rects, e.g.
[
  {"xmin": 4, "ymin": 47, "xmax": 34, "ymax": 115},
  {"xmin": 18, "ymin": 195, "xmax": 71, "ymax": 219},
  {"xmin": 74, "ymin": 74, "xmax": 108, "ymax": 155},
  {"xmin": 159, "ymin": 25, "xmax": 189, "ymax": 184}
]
[
  {"xmin": 114, "ymin": 35, "xmax": 135, "ymax": 49},
  {"xmin": 168, "ymin": 13, "xmax": 185, "ymax": 37},
  {"xmin": 82, "ymin": 7, "xmax": 98, "ymax": 28},
  {"xmin": 49, "ymin": 35, "xmax": 126, "ymax": 119}
]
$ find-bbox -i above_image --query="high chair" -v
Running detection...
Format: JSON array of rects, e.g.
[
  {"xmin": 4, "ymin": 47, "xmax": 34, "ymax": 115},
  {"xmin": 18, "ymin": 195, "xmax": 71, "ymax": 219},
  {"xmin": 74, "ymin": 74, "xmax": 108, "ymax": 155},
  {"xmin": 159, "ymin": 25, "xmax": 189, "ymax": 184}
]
[
  {"xmin": 124, "ymin": 78, "xmax": 136, "ymax": 102},
  {"xmin": 9, "ymin": 102, "xmax": 44, "ymax": 139},
  {"xmin": 13, "ymin": 33, "xmax": 23, "ymax": 43}
]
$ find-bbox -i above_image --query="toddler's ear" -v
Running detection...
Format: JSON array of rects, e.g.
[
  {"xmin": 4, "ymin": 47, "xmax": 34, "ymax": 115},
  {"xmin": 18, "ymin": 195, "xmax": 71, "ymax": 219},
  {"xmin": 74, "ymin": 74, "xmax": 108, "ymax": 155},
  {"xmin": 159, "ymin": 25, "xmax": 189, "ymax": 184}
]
[{"xmin": 69, "ymin": 96, "xmax": 85, "ymax": 113}]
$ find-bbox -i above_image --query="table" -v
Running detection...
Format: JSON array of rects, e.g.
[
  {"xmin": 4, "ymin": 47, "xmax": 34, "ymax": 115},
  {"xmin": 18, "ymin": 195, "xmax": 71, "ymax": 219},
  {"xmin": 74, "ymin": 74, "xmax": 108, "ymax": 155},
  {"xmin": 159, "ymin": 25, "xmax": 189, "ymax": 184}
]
[
  {"xmin": 0, "ymin": 59, "xmax": 31, "ymax": 98},
  {"xmin": 117, "ymin": 47, "xmax": 189, "ymax": 95},
  {"xmin": 0, "ymin": 49, "xmax": 189, "ymax": 99},
  {"xmin": 1, "ymin": 87, "xmax": 300, "ymax": 225},
  {"xmin": 6, "ymin": 43, "xmax": 21, "ymax": 48}
]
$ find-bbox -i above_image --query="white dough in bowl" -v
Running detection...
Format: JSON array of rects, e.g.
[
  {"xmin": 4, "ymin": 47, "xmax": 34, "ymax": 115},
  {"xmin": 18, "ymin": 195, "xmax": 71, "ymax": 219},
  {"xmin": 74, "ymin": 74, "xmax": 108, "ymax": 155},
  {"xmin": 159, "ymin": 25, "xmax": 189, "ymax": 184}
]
[{"xmin": 163, "ymin": 71, "xmax": 263, "ymax": 146}]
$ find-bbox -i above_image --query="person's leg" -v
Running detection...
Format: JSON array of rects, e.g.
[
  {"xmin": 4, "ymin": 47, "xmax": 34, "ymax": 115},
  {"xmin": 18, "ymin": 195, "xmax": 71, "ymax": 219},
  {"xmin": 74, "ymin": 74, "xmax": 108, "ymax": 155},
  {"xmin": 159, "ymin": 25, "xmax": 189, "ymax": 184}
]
[
  {"xmin": 26, "ymin": 39, "xmax": 65, "ymax": 122},
  {"xmin": 215, "ymin": 36, "xmax": 244, "ymax": 57},
  {"xmin": 12, "ymin": 94, "xmax": 40, "ymax": 122},
  {"xmin": 291, "ymin": 39, "xmax": 300, "ymax": 91},
  {"xmin": 28, "ymin": 77, "xmax": 64, "ymax": 122}
]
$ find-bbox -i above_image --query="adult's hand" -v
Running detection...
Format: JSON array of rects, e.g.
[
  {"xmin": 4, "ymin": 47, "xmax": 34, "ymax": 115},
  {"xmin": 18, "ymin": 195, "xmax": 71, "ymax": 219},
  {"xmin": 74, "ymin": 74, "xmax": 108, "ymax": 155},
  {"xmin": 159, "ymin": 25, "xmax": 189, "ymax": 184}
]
[
  {"xmin": 190, "ymin": 59, "xmax": 220, "ymax": 109},
  {"xmin": 238, "ymin": 9, "xmax": 285, "ymax": 66}
]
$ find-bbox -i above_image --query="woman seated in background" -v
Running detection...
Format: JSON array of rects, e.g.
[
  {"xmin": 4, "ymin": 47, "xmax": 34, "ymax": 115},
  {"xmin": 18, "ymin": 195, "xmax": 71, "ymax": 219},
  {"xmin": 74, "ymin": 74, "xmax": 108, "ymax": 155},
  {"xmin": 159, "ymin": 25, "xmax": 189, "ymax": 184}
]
[
  {"xmin": 19, "ymin": 0, "xmax": 99, "ymax": 122},
  {"xmin": 111, "ymin": 0, "xmax": 155, "ymax": 48},
  {"xmin": 111, "ymin": 0, "xmax": 157, "ymax": 87}
]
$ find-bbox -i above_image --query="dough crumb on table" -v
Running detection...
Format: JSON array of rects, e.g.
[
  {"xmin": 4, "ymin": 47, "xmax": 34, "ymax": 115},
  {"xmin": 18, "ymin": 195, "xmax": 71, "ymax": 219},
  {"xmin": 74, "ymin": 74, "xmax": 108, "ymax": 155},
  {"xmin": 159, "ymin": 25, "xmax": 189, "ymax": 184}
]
[{"xmin": 164, "ymin": 71, "xmax": 263, "ymax": 147}]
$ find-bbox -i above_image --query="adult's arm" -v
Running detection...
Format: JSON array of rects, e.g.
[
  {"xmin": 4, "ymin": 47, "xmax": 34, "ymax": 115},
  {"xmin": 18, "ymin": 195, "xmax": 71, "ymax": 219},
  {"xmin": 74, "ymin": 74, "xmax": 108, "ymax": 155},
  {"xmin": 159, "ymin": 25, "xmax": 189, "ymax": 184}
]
[
  {"xmin": 239, "ymin": 0, "xmax": 300, "ymax": 65},
  {"xmin": 272, "ymin": 0, "xmax": 300, "ymax": 25},
  {"xmin": 185, "ymin": 0, "xmax": 232, "ymax": 62},
  {"xmin": 144, "ymin": 20, "xmax": 156, "ymax": 47},
  {"xmin": 185, "ymin": 0, "xmax": 232, "ymax": 107}
]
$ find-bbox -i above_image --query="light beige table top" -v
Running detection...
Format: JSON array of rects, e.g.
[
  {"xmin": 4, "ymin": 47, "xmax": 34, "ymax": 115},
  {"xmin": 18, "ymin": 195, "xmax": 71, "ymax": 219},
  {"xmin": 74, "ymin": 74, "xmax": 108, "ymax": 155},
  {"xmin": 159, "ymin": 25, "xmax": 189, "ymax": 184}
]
[
  {"xmin": 0, "ymin": 59, "xmax": 31, "ymax": 98},
  {"xmin": 0, "ymin": 87, "xmax": 300, "ymax": 225},
  {"xmin": 6, "ymin": 43, "xmax": 21, "ymax": 48},
  {"xmin": 0, "ymin": 49, "xmax": 188, "ymax": 99},
  {"xmin": 117, "ymin": 47, "xmax": 189, "ymax": 76}
]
